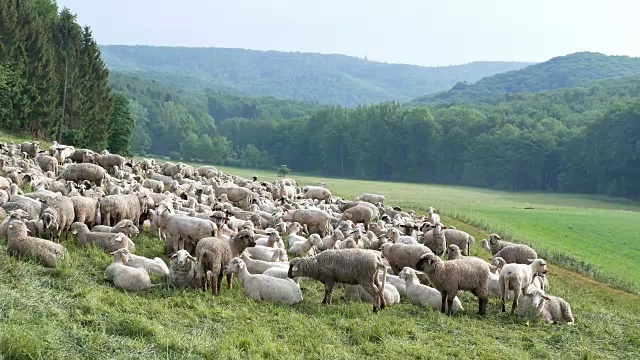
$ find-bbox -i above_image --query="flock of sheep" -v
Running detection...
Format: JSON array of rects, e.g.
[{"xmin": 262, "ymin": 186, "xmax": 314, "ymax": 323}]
[{"xmin": 0, "ymin": 140, "xmax": 574, "ymax": 325}]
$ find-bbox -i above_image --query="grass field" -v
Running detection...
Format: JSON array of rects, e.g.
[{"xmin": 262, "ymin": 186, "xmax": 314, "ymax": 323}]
[{"xmin": 0, "ymin": 134, "xmax": 639, "ymax": 358}]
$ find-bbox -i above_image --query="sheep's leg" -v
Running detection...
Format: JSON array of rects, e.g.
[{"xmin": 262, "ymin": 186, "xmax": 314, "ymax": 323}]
[
  {"xmin": 215, "ymin": 271, "xmax": 223, "ymax": 295},
  {"xmin": 478, "ymin": 297, "xmax": 488, "ymax": 316},
  {"xmin": 226, "ymin": 273, "xmax": 233, "ymax": 289},
  {"xmin": 511, "ymin": 290, "xmax": 520, "ymax": 315},
  {"xmin": 446, "ymin": 297, "xmax": 455, "ymax": 316},
  {"xmin": 322, "ymin": 281, "xmax": 335, "ymax": 304},
  {"xmin": 440, "ymin": 291, "xmax": 448, "ymax": 313},
  {"xmin": 361, "ymin": 282, "xmax": 381, "ymax": 313}
]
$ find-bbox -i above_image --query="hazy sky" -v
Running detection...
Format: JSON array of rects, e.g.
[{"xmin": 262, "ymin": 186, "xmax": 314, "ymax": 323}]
[{"xmin": 56, "ymin": 0, "xmax": 639, "ymax": 66}]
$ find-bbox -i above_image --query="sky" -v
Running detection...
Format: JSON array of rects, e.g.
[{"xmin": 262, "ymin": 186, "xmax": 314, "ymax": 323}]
[{"xmin": 56, "ymin": 0, "xmax": 639, "ymax": 67}]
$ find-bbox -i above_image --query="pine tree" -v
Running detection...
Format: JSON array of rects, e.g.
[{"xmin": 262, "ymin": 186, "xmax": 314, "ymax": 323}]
[{"xmin": 108, "ymin": 93, "xmax": 135, "ymax": 156}]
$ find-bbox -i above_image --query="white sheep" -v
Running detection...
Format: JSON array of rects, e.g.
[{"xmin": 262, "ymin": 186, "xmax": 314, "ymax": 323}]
[
  {"xmin": 516, "ymin": 284, "xmax": 574, "ymax": 324},
  {"xmin": 499, "ymin": 258, "xmax": 548, "ymax": 314},
  {"xmin": 289, "ymin": 233, "xmax": 323, "ymax": 256},
  {"xmin": 112, "ymin": 248, "xmax": 169, "ymax": 278},
  {"xmin": 399, "ymin": 267, "xmax": 464, "ymax": 313},
  {"xmin": 105, "ymin": 249, "xmax": 152, "ymax": 291},
  {"xmin": 223, "ymin": 257, "xmax": 302, "ymax": 305}
]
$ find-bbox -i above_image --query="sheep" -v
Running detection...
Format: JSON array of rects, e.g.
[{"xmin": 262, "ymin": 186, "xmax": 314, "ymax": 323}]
[
  {"xmin": 167, "ymin": 249, "xmax": 199, "ymax": 289},
  {"xmin": 20, "ymin": 141, "xmax": 39, "ymax": 158},
  {"xmin": 302, "ymin": 186, "xmax": 332, "ymax": 204},
  {"xmin": 532, "ymin": 272, "xmax": 549, "ymax": 291},
  {"xmin": 142, "ymin": 178, "xmax": 165, "ymax": 193},
  {"xmin": 480, "ymin": 233, "xmax": 511, "ymax": 255},
  {"xmin": 415, "ymin": 253, "xmax": 490, "ymax": 316},
  {"xmin": 35, "ymin": 154, "xmax": 58, "ymax": 174},
  {"xmin": 354, "ymin": 193, "xmax": 385, "ymax": 205},
  {"xmin": 516, "ymin": 285, "xmax": 574, "ymax": 325},
  {"xmin": 6, "ymin": 220, "xmax": 68, "ymax": 268},
  {"xmin": 419, "ymin": 223, "xmax": 447, "ymax": 257},
  {"xmin": 240, "ymin": 252, "xmax": 288, "ymax": 274},
  {"xmin": 446, "ymin": 244, "xmax": 462, "ymax": 260},
  {"xmin": 223, "ymin": 257, "xmax": 303, "ymax": 305},
  {"xmin": 339, "ymin": 204, "xmax": 377, "ymax": 231},
  {"xmin": 254, "ymin": 229, "xmax": 284, "ymax": 248},
  {"xmin": 99, "ymin": 193, "xmax": 153, "ymax": 227},
  {"xmin": 92, "ymin": 219, "xmax": 140, "ymax": 237},
  {"xmin": 499, "ymin": 258, "xmax": 548, "ymax": 314},
  {"xmin": 40, "ymin": 194, "xmax": 75, "ymax": 243},
  {"xmin": 195, "ymin": 231, "xmax": 256, "ymax": 295},
  {"xmin": 70, "ymin": 194, "xmax": 100, "ymax": 228},
  {"xmin": 399, "ymin": 267, "xmax": 464, "ymax": 313},
  {"xmin": 440, "ymin": 228, "xmax": 475, "ymax": 256},
  {"xmin": 285, "ymin": 222, "xmax": 307, "ymax": 247},
  {"xmin": 488, "ymin": 272, "xmax": 514, "ymax": 300},
  {"xmin": 71, "ymin": 222, "xmax": 135, "ymax": 253},
  {"xmin": 426, "ymin": 207, "xmax": 440, "ymax": 226},
  {"xmin": 58, "ymin": 163, "xmax": 106, "ymax": 186},
  {"xmin": 245, "ymin": 245, "xmax": 288, "ymax": 262},
  {"xmin": 288, "ymin": 249, "xmax": 388, "ymax": 312},
  {"xmin": 386, "ymin": 227, "xmax": 418, "ymax": 245},
  {"xmin": 0, "ymin": 209, "xmax": 31, "ymax": 239},
  {"xmin": 343, "ymin": 282, "xmax": 400, "ymax": 306},
  {"xmin": 380, "ymin": 242, "xmax": 432, "ymax": 275},
  {"xmin": 104, "ymin": 249, "xmax": 152, "ymax": 291},
  {"xmin": 156, "ymin": 202, "xmax": 218, "ymax": 254},
  {"xmin": 111, "ymin": 248, "xmax": 169, "ymax": 278},
  {"xmin": 262, "ymin": 267, "xmax": 302, "ymax": 283},
  {"xmin": 211, "ymin": 181, "xmax": 252, "ymax": 209},
  {"xmin": 289, "ymin": 233, "xmax": 323, "ymax": 256},
  {"xmin": 493, "ymin": 244, "xmax": 538, "ymax": 265},
  {"xmin": 280, "ymin": 209, "xmax": 332, "ymax": 238}
]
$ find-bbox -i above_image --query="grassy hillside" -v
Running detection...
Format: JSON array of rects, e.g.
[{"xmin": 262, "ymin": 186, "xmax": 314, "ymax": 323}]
[
  {"xmin": 1, "ymin": 165, "xmax": 639, "ymax": 358},
  {"xmin": 409, "ymin": 52, "xmax": 640, "ymax": 106},
  {"xmin": 100, "ymin": 45, "xmax": 533, "ymax": 106}
]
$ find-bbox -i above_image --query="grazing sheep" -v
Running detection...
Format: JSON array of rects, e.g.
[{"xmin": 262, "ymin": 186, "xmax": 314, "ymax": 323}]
[
  {"xmin": 339, "ymin": 205, "xmax": 376, "ymax": 231},
  {"xmin": 167, "ymin": 250, "xmax": 199, "ymax": 289},
  {"xmin": 415, "ymin": 253, "xmax": 490, "ymax": 316},
  {"xmin": 71, "ymin": 222, "xmax": 135, "ymax": 253},
  {"xmin": 92, "ymin": 219, "xmax": 140, "ymax": 237},
  {"xmin": 224, "ymin": 257, "xmax": 302, "ymax": 305},
  {"xmin": 493, "ymin": 244, "xmax": 538, "ymax": 265},
  {"xmin": 58, "ymin": 163, "xmax": 106, "ymax": 186},
  {"xmin": 344, "ymin": 283, "xmax": 400, "ymax": 306},
  {"xmin": 105, "ymin": 249, "xmax": 152, "ymax": 291},
  {"xmin": 399, "ymin": 267, "xmax": 464, "ymax": 313},
  {"xmin": 380, "ymin": 242, "xmax": 432, "ymax": 275},
  {"xmin": 516, "ymin": 285, "xmax": 574, "ymax": 325},
  {"xmin": 499, "ymin": 258, "xmax": 548, "ymax": 314},
  {"xmin": 110, "ymin": 248, "xmax": 169, "ymax": 278},
  {"xmin": 288, "ymin": 249, "xmax": 388, "ymax": 312},
  {"xmin": 6, "ymin": 220, "xmax": 68, "ymax": 268}
]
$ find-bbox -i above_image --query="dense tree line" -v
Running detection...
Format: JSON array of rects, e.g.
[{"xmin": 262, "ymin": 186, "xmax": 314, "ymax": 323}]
[{"xmin": 0, "ymin": 0, "xmax": 135, "ymax": 154}]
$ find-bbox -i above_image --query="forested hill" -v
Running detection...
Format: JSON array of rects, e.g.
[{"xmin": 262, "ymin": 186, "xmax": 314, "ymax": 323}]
[
  {"xmin": 100, "ymin": 45, "xmax": 533, "ymax": 106},
  {"xmin": 408, "ymin": 52, "xmax": 640, "ymax": 106}
]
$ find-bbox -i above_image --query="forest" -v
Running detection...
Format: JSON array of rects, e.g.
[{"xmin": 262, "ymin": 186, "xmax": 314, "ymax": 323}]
[
  {"xmin": 0, "ymin": 0, "xmax": 135, "ymax": 155},
  {"xmin": 1, "ymin": 2, "xmax": 638, "ymax": 198},
  {"xmin": 100, "ymin": 45, "xmax": 532, "ymax": 106}
]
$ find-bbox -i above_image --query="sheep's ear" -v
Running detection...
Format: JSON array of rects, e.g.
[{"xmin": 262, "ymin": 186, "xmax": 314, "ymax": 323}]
[
  {"xmin": 170, "ymin": 253, "xmax": 177, "ymax": 259},
  {"xmin": 527, "ymin": 259, "xmax": 535, "ymax": 264},
  {"xmin": 110, "ymin": 250, "xmax": 118, "ymax": 255},
  {"xmin": 71, "ymin": 229, "xmax": 78, "ymax": 235},
  {"xmin": 292, "ymin": 265, "xmax": 298, "ymax": 272},
  {"xmin": 542, "ymin": 295, "xmax": 550, "ymax": 301},
  {"xmin": 115, "ymin": 235, "xmax": 123, "ymax": 242}
]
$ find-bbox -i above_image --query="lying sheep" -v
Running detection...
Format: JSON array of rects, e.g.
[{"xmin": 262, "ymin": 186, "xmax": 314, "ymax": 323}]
[
  {"xmin": 516, "ymin": 284, "xmax": 574, "ymax": 325},
  {"xmin": 399, "ymin": 267, "xmax": 464, "ymax": 313},
  {"xmin": 0, "ymin": 209, "xmax": 31, "ymax": 239},
  {"xmin": 416, "ymin": 253, "xmax": 490, "ymax": 316},
  {"xmin": 168, "ymin": 249, "xmax": 199, "ymax": 289},
  {"xmin": 111, "ymin": 248, "xmax": 169, "ymax": 278},
  {"xmin": 92, "ymin": 219, "xmax": 140, "ymax": 237},
  {"xmin": 499, "ymin": 258, "xmax": 548, "ymax": 314},
  {"xmin": 288, "ymin": 249, "xmax": 388, "ymax": 312},
  {"xmin": 493, "ymin": 244, "xmax": 538, "ymax": 264},
  {"xmin": 245, "ymin": 245, "xmax": 288, "ymax": 262},
  {"xmin": 6, "ymin": 220, "xmax": 68, "ymax": 268},
  {"xmin": 71, "ymin": 222, "xmax": 135, "ymax": 253},
  {"xmin": 343, "ymin": 283, "xmax": 400, "ymax": 306},
  {"xmin": 240, "ymin": 252, "xmax": 288, "ymax": 274},
  {"xmin": 105, "ymin": 249, "xmax": 152, "ymax": 291},
  {"xmin": 224, "ymin": 257, "xmax": 302, "ymax": 305},
  {"xmin": 354, "ymin": 193, "xmax": 385, "ymax": 205},
  {"xmin": 380, "ymin": 242, "xmax": 432, "ymax": 275},
  {"xmin": 289, "ymin": 233, "xmax": 323, "ymax": 256}
]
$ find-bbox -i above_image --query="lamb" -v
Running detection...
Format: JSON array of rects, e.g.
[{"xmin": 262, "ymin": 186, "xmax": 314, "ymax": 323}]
[
  {"xmin": 111, "ymin": 248, "xmax": 169, "ymax": 278},
  {"xmin": 254, "ymin": 229, "xmax": 284, "ymax": 248},
  {"xmin": 280, "ymin": 209, "xmax": 332, "ymax": 238},
  {"xmin": 104, "ymin": 249, "xmax": 152, "ymax": 291},
  {"xmin": 285, "ymin": 222, "xmax": 307, "ymax": 247},
  {"xmin": 339, "ymin": 205, "xmax": 376, "ymax": 231},
  {"xmin": 343, "ymin": 282, "xmax": 400, "ymax": 306},
  {"xmin": 398, "ymin": 267, "xmax": 464, "ymax": 313},
  {"xmin": 223, "ymin": 257, "xmax": 303, "ymax": 305},
  {"xmin": 0, "ymin": 209, "xmax": 31, "ymax": 239},
  {"xmin": 489, "ymin": 272, "xmax": 514, "ymax": 300},
  {"xmin": 377, "ymin": 271, "xmax": 406, "ymax": 297},
  {"xmin": 6, "ymin": 220, "xmax": 68, "ymax": 268},
  {"xmin": 92, "ymin": 219, "xmax": 140, "ymax": 237},
  {"xmin": 40, "ymin": 194, "xmax": 75, "ymax": 243},
  {"xmin": 499, "ymin": 258, "xmax": 548, "ymax": 314},
  {"xmin": 380, "ymin": 242, "xmax": 432, "ymax": 275},
  {"xmin": 288, "ymin": 249, "xmax": 388, "ymax": 312},
  {"xmin": 71, "ymin": 222, "xmax": 135, "ymax": 253},
  {"xmin": 532, "ymin": 272, "xmax": 549, "ymax": 291},
  {"xmin": 516, "ymin": 285, "xmax": 574, "ymax": 325},
  {"xmin": 493, "ymin": 244, "xmax": 538, "ymax": 264},
  {"xmin": 195, "ymin": 231, "xmax": 256, "ymax": 295},
  {"xmin": 262, "ymin": 267, "xmax": 302, "ymax": 283},
  {"xmin": 289, "ymin": 233, "xmax": 323, "ymax": 256},
  {"xmin": 480, "ymin": 233, "xmax": 511, "ymax": 255},
  {"xmin": 167, "ymin": 249, "xmax": 199, "ymax": 289},
  {"xmin": 415, "ymin": 253, "xmax": 490, "ymax": 315},
  {"xmin": 240, "ymin": 252, "xmax": 288, "ymax": 274},
  {"xmin": 354, "ymin": 193, "xmax": 385, "ymax": 205},
  {"xmin": 58, "ymin": 163, "xmax": 106, "ymax": 186}
]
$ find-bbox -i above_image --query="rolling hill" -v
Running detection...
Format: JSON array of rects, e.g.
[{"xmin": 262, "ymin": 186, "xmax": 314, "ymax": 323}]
[
  {"xmin": 100, "ymin": 45, "xmax": 533, "ymax": 106},
  {"xmin": 408, "ymin": 52, "xmax": 640, "ymax": 106}
]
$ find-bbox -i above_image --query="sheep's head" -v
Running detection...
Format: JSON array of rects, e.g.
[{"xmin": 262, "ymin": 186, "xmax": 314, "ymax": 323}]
[
  {"xmin": 70, "ymin": 222, "xmax": 88, "ymax": 235},
  {"xmin": 223, "ymin": 257, "xmax": 245, "ymax": 275},
  {"xmin": 427, "ymin": 207, "xmax": 436, "ymax": 215},
  {"xmin": 9, "ymin": 209, "xmax": 30, "ymax": 221},
  {"xmin": 170, "ymin": 249, "xmax": 196, "ymax": 266},
  {"xmin": 523, "ymin": 284, "xmax": 549, "ymax": 308},
  {"xmin": 446, "ymin": 244, "xmax": 461, "ymax": 260},
  {"xmin": 309, "ymin": 234, "xmax": 323, "ymax": 247},
  {"xmin": 288, "ymin": 257, "xmax": 304, "ymax": 278},
  {"xmin": 491, "ymin": 256, "xmax": 507, "ymax": 269},
  {"xmin": 398, "ymin": 267, "xmax": 414, "ymax": 281},
  {"xmin": 118, "ymin": 220, "xmax": 139, "ymax": 236},
  {"xmin": 528, "ymin": 258, "xmax": 548, "ymax": 274},
  {"xmin": 110, "ymin": 248, "xmax": 133, "ymax": 263},
  {"xmin": 235, "ymin": 229, "xmax": 256, "ymax": 248},
  {"xmin": 489, "ymin": 234, "xmax": 501, "ymax": 245},
  {"xmin": 415, "ymin": 253, "xmax": 441, "ymax": 272},
  {"xmin": 7, "ymin": 220, "xmax": 28, "ymax": 237},
  {"xmin": 41, "ymin": 212, "xmax": 55, "ymax": 230}
]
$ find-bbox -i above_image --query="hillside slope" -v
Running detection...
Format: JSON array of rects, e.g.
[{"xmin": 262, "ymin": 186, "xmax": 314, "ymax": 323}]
[
  {"xmin": 408, "ymin": 52, "xmax": 640, "ymax": 106},
  {"xmin": 100, "ymin": 45, "xmax": 533, "ymax": 106}
]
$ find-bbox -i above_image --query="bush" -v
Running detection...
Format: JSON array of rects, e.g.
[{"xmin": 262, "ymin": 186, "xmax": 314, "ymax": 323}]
[{"xmin": 169, "ymin": 151, "xmax": 182, "ymax": 161}]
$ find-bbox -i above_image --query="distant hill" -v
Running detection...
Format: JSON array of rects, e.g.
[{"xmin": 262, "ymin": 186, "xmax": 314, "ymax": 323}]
[
  {"xmin": 100, "ymin": 45, "xmax": 533, "ymax": 106},
  {"xmin": 407, "ymin": 52, "xmax": 640, "ymax": 107}
]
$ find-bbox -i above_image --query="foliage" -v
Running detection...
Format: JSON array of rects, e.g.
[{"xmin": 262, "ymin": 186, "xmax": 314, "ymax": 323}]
[
  {"xmin": 107, "ymin": 92, "xmax": 136, "ymax": 156},
  {"xmin": 100, "ymin": 45, "xmax": 533, "ymax": 106},
  {"xmin": 409, "ymin": 52, "xmax": 640, "ymax": 106}
]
